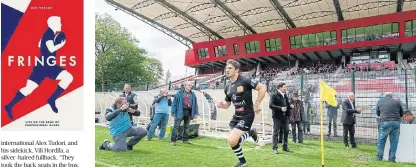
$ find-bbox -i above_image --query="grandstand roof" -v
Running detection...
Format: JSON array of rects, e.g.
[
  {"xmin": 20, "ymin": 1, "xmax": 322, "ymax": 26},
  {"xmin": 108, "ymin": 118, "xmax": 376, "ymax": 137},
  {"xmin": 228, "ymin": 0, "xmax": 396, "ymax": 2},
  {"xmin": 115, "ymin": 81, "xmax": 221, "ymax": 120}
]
[{"xmin": 106, "ymin": 0, "xmax": 415, "ymax": 48}]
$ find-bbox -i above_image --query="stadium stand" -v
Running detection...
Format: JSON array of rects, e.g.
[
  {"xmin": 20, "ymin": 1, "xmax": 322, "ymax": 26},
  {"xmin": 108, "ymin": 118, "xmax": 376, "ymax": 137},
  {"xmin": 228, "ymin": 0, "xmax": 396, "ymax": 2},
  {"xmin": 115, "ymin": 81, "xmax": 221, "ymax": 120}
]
[{"xmin": 101, "ymin": 1, "xmax": 416, "ymax": 162}]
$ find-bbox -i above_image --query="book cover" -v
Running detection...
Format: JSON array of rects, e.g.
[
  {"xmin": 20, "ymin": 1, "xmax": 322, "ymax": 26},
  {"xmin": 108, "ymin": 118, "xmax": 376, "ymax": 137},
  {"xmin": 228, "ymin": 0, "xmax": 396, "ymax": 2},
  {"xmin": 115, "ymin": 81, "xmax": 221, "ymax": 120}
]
[{"xmin": 1, "ymin": 0, "xmax": 84, "ymax": 131}]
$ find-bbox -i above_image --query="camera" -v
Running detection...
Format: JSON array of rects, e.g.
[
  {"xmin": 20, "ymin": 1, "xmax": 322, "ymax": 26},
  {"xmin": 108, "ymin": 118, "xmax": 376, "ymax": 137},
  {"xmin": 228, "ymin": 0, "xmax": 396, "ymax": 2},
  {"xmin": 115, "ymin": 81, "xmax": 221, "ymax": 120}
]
[
  {"xmin": 119, "ymin": 102, "xmax": 129, "ymax": 112},
  {"xmin": 129, "ymin": 103, "xmax": 138, "ymax": 109}
]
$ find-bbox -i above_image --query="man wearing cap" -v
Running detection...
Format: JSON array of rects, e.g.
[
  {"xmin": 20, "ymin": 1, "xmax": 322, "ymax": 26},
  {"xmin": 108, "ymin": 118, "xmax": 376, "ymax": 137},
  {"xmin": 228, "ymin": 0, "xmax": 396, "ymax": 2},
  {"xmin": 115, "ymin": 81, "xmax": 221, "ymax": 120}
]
[{"xmin": 289, "ymin": 93, "xmax": 305, "ymax": 143}]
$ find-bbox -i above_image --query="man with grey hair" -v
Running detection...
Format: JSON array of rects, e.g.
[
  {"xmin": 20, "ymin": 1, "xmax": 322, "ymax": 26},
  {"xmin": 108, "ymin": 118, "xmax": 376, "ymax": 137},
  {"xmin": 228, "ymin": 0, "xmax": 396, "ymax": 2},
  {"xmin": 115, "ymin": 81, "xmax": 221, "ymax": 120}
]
[
  {"xmin": 376, "ymin": 92, "xmax": 403, "ymax": 162},
  {"xmin": 171, "ymin": 81, "xmax": 199, "ymax": 146},
  {"xmin": 120, "ymin": 84, "xmax": 140, "ymax": 125},
  {"xmin": 341, "ymin": 92, "xmax": 362, "ymax": 149}
]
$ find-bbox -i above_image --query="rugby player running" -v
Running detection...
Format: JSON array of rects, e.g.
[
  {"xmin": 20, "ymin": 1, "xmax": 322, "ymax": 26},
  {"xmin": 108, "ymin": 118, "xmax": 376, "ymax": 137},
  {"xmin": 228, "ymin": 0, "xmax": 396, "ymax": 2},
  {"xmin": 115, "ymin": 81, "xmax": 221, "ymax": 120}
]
[{"xmin": 216, "ymin": 59, "xmax": 266, "ymax": 167}]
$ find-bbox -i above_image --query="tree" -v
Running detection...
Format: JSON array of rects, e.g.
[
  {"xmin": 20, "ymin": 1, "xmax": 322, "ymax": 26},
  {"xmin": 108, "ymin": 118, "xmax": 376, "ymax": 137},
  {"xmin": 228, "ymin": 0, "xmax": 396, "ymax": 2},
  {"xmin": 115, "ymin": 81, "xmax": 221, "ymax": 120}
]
[
  {"xmin": 165, "ymin": 70, "xmax": 171, "ymax": 85},
  {"xmin": 95, "ymin": 13, "xmax": 166, "ymax": 91},
  {"xmin": 141, "ymin": 58, "xmax": 164, "ymax": 84},
  {"xmin": 95, "ymin": 13, "xmax": 149, "ymax": 91}
]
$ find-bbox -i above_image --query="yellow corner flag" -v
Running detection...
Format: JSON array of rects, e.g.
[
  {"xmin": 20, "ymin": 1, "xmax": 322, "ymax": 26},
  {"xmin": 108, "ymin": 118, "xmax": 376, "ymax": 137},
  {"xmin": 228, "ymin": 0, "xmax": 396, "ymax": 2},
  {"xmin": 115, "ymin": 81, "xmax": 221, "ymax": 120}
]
[
  {"xmin": 320, "ymin": 80, "xmax": 338, "ymax": 106},
  {"xmin": 319, "ymin": 80, "xmax": 338, "ymax": 167}
]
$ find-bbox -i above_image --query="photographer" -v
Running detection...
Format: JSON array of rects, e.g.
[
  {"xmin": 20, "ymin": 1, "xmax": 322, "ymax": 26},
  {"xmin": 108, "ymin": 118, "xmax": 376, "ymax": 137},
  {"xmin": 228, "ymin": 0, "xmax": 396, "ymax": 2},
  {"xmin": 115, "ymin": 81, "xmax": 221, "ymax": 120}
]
[
  {"xmin": 98, "ymin": 97, "xmax": 148, "ymax": 152},
  {"xmin": 146, "ymin": 88, "xmax": 172, "ymax": 141}
]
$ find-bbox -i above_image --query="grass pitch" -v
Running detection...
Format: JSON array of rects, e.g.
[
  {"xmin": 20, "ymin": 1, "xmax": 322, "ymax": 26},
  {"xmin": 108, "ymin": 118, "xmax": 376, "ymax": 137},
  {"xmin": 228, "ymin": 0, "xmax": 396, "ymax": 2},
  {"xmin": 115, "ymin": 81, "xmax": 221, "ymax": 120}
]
[{"xmin": 95, "ymin": 127, "xmax": 416, "ymax": 167}]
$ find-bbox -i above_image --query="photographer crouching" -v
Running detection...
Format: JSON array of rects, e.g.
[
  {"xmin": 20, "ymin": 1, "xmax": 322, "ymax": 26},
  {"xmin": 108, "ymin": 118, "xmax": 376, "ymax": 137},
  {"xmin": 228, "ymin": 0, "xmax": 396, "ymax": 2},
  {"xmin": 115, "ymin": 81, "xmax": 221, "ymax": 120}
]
[{"xmin": 98, "ymin": 97, "xmax": 148, "ymax": 151}]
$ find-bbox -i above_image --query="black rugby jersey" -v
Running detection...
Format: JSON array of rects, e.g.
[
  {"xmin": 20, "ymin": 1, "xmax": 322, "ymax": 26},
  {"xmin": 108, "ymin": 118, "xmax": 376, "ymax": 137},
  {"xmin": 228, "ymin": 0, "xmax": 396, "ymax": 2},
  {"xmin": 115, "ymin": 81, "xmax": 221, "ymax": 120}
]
[{"xmin": 224, "ymin": 75, "xmax": 259, "ymax": 116}]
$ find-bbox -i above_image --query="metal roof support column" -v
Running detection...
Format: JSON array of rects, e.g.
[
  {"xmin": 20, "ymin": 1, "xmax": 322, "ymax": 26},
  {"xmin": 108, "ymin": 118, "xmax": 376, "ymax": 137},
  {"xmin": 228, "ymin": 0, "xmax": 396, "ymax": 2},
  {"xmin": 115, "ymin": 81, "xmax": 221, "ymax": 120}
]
[{"xmin": 269, "ymin": 0, "xmax": 296, "ymax": 28}]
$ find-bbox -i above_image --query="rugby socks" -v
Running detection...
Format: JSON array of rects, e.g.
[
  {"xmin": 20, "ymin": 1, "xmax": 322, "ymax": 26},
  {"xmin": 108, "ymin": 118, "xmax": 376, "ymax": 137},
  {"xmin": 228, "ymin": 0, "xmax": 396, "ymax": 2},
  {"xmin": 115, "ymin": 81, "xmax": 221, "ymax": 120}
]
[
  {"xmin": 231, "ymin": 132, "xmax": 251, "ymax": 164},
  {"xmin": 239, "ymin": 132, "xmax": 250, "ymax": 143},
  {"xmin": 4, "ymin": 91, "xmax": 25, "ymax": 119},
  {"xmin": 232, "ymin": 144, "xmax": 246, "ymax": 163},
  {"xmin": 238, "ymin": 130, "xmax": 256, "ymax": 143},
  {"xmin": 48, "ymin": 86, "xmax": 65, "ymax": 113}
]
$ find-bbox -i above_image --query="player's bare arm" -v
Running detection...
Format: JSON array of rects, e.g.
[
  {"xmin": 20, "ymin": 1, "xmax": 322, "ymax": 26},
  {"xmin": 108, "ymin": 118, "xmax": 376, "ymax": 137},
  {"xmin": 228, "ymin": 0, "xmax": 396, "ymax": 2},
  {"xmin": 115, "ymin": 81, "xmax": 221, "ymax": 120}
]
[
  {"xmin": 217, "ymin": 100, "xmax": 231, "ymax": 109},
  {"xmin": 254, "ymin": 83, "xmax": 266, "ymax": 113}
]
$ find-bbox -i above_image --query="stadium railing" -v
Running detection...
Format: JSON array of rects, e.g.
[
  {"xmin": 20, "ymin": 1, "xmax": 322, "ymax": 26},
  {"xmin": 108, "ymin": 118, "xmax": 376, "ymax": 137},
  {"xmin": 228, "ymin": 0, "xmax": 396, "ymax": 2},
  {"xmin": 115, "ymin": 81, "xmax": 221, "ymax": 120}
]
[{"xmin": 95, "ymin": 69, "xmax": 416, "ymax": 145}]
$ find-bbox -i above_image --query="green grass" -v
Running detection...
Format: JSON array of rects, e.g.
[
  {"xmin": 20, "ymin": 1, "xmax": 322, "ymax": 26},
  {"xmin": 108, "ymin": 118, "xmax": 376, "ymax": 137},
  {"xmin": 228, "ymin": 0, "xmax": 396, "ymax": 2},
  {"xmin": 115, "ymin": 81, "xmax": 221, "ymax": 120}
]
[{"xmin": 95, "ymin": 127, "xmax": 416, "ymax": 167}]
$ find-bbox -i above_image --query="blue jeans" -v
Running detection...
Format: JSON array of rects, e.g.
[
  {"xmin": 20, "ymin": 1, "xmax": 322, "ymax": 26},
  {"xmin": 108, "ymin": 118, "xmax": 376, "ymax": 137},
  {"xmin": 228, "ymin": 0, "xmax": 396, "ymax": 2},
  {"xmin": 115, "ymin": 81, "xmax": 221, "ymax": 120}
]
[
  {"xmin": 377, "ymin": 121, "xmax": 400, "ymax": 162},
  {"xmin": 147, "ymin": 113, "xmax": 169, "ymax": 140}
]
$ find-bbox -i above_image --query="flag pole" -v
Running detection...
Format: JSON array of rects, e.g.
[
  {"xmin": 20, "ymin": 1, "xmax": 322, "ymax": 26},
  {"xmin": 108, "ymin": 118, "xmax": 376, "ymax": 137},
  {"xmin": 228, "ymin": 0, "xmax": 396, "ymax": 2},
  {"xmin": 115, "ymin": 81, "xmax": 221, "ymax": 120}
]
[
  {"xmin": 319, "ymin": 80, "xmax": 325, "ymax": 167},
  {"xmin": 320, "ymin": 100, "xmax": 325, "ymax": 167}
]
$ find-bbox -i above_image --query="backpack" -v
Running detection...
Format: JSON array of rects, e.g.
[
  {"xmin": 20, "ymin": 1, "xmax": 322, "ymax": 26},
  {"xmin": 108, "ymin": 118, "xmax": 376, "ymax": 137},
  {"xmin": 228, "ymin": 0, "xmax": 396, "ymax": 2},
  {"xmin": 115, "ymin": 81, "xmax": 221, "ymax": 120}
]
[{"xmin": 172, "ymin": 124, "xmax": 200, "ymax": 140}]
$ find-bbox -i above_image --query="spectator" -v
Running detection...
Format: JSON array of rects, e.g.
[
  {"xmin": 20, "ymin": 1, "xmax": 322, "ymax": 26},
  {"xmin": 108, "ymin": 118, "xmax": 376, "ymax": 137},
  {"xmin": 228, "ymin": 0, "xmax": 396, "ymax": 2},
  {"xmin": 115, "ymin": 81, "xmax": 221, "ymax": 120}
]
[
  {"xmin": 119, "ymin": 84, "xmax": 139, "ymax": 125},
  {"xmin": 301, "ymin": 62, "xmax": 337, "ymax": 75},
  {"xmin": 325, "ymin": 95, "xmax": 341, "ymax": 137},
  {"xmin": 376, "ymin": 92, "xmax": 404, "ymax": 162},
  {"xmin": 303, "ymin": 103, "xmax": 312, "ymax": 134},
  {"xmin": 269, "ymin": 82, "xmax": 293, "ymax": 154},
  {"xmin": 289, "ymin": 93, "xmax": 305, "ymax": 143},
  {"xmin": 344, "ymin": 61, "xmax": 397, "ymax": 72},
  {"xmin": 402, "ymin": 111, "xmax": 416, "ymax": 124},
  {"xmin": 171, "ymin": 81, "xmax": 199, "ymax": 146},
  {"xmin": 341, "ymin": 92, "xmax": 363, "ymax": 149},
  {"xmin": 98, "ymin": 97, "xmax": 148, "ymax": 152},
  {"xmin": 146, "ymin": 88, "xmax": 172, "ymax": 141}
]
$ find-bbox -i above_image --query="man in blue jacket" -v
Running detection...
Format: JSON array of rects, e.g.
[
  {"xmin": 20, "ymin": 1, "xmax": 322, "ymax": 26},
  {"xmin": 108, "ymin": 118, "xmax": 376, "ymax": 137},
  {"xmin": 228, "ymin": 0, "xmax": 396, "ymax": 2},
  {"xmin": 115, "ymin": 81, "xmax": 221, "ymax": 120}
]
[
  {"xmin": 146, "ymin": 88, "xmax": 172, "ymax": 140},
  {"xmin": 170, "ymin": 81, "xmax": 199, "ymax": 146},
  {"xmin": 98, "ymin": 97, "xmax": 148, "ymax": 151}
]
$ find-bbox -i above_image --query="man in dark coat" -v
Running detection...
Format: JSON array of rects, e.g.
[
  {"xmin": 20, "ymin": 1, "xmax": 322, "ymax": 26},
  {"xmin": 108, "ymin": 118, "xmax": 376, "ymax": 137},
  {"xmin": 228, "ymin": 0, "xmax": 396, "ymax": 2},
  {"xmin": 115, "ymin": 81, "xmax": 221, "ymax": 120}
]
[
  {"xmin": 289, "ymin": 93, "xmax": 305, "ymax": 143},
  {"xmin": 341, "ymin": 92, "xmax": 362, "ymax": 149},
  {"xmin": 269, "ymin": 82, "xmax": 293, "ymax": 154}
]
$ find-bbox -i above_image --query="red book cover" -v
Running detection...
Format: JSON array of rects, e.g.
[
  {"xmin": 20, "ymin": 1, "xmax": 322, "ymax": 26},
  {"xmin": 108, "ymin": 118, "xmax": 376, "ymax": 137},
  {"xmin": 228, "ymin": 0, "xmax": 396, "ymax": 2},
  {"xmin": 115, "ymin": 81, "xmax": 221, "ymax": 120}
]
[{"xmin": 1, "ymin": 0, "xmax": 84, "ymax": 130}]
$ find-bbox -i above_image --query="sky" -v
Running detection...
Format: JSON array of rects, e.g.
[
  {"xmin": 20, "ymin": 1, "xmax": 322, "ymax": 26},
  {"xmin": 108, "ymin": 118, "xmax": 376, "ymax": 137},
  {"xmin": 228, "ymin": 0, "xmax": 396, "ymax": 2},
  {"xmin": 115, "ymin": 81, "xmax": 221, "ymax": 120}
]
[{"xmin": 95, "ymin": 0, "xmax": 195, "ymax": 79}]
